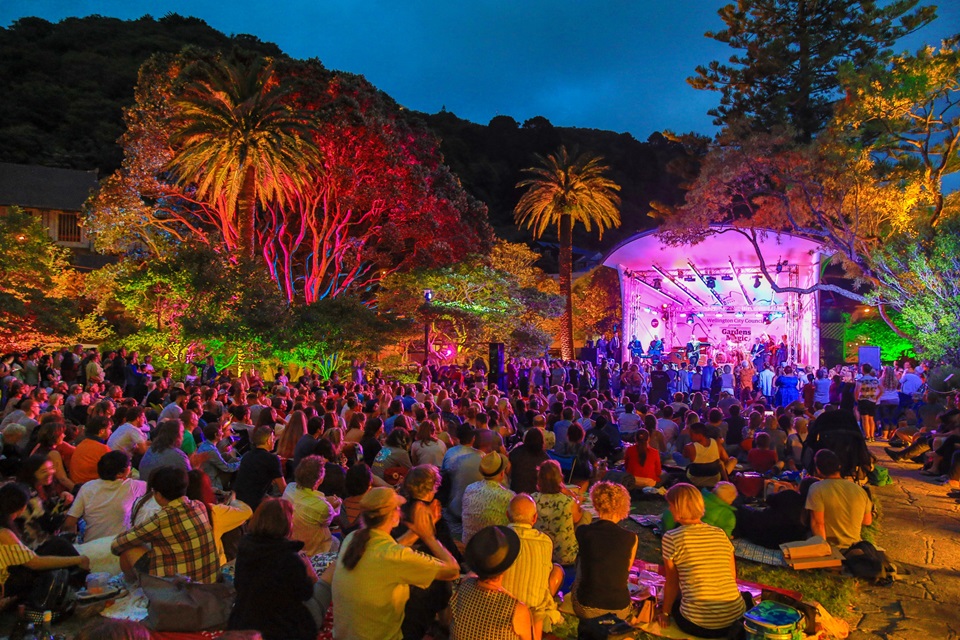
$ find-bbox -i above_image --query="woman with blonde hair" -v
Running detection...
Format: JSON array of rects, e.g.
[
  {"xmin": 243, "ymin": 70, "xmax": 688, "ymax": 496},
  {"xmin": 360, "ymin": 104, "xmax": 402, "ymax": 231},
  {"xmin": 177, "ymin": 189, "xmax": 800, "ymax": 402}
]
[
  {"xmin": 570, "ymin": 482, "xmax": 637, "ymax": 621},
  {"xmin": 659, "ymin": 483, "xmax": 746, "ymax": 637}
]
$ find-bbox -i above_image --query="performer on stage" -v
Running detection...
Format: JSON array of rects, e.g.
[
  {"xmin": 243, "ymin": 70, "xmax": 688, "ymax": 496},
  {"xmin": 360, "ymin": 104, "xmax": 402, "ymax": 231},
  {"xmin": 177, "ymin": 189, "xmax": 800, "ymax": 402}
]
[
  {"xmin": 628, "ymin": 335, "xmax": 644, "ymax": 361},
  {"xmin": 609, "ymin": 328, "xmax": 621, "ymax": 364},
  {"xmin": 648, "ymin": 335, "xmax": 664, "ymax": 361},
  {"xmin": 750, "ymin": 337, "xmax": 767, "ymax": 370},
  {"xmin": 685, "ymin": 335, "xmax": 702, "ymax": 366}
]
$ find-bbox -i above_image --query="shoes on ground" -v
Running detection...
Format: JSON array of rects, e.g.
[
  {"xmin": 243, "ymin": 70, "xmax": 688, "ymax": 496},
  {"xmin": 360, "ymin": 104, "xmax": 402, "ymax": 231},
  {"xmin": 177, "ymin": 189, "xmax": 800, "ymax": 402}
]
[{"xmin": 885, "ymin": 447, "xmax": 902, "ymax": 462}]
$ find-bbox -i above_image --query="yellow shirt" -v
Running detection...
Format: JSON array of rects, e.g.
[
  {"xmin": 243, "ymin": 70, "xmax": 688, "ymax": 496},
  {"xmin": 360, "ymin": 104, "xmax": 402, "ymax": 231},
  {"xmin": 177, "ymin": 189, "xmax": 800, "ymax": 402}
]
[{"xmin": 332, "ymin": 528, "xmax": 444, "ymax": 640}]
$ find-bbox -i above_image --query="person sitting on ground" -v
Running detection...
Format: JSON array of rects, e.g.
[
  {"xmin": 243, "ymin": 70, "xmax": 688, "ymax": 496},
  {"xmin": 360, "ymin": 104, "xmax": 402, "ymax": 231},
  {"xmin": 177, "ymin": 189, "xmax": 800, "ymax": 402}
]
[
  {"xmin": 747, "ymin": 432, "xmax": 782, "ymax": 475},
  {"xmin": 233, "ymin": 425, "xmax": 286, "ymax": 512},
  {"xmin": 0, "ymin": 483, "xmax": 90, "ymax": 605},
  {"xmin": 63, "ymin": 451, "xmax": 147, "ymax": 542},
  {"xmin": 461, "ymin": 451, "xmax": 515, "ymax": 545},
  {"xmin": 623, "ymin": 428, "xmax": 662, "ymax": 487},
  {"xmin": 508, "ymin": 427, "xmax": 549, "ymax": 494},
  {"xmin": 30, "ymin": 422, "xmax": 75, "ymax": 493},
  {"xmin": 570, "ymin": 482, "xmax": 637, "ymax": 621},
  {"xmin": 662, "ymin": 481, "xmax": 738, "ymax": 538},
  {"xmin": 450, "ymin": 524, "xmax": 534, "ymax": 640},
  {"xmin": 502, "ymin": 494, "xmax": 564, "ymax": 637},
  {"xmin": 228, "ymin": 498, "xmax": 323, "ymax": 640},
  {"xmin": 659, "ymin": 483, "xmax": 747, "ymax": 638},
  {"xmin": 197, "ymin": 421, "xmax": 241, "ymax": 490},
  {"xmin": 532, "ymin": 459, "xmax": 583, "ymax": 566},
  {"xmin": 734, "ymin": 477, "xmax": 817, "ymax": 549},
  {"xmin": 138, "ymin": 419, "xmax": 191, "ymax": 484},
  {"xmin": 111, "ymin": 466, "xmax": 220, "ymax": 583},
  {"xmin": 70, "ymin": 415, "xmax": 113, "ymax": 486},
  {"xmin": 805, "ymin": 449, "xmax": 873, "ymax": 550},
  {"xmin": 16, "ymin": 455, "xmax": 74, "ymax": 550},
  {"xmin": 339, "ymin": 462, "xmax": 373, "ymax": 534},
  {"xmin": 282, "ymin": 455, "xmax": 341, "ymax": 555},
  {"xmin": 372, "ymin": 428, "xmax": 414, "ymax": 483},
  {"xmin": 332, "ymin": 487, "xmax": 460, "ymax": 640},
  {"xmin": 186, "ymin": 470, "xmax": 252, "ymax": 566},
  {"xmin": 108, "ymin": 406, "xmax": 150, "ymax": 460},
  {"xmin": 683, "ymin": 422, "xmax": 735, "ymax": 488}
]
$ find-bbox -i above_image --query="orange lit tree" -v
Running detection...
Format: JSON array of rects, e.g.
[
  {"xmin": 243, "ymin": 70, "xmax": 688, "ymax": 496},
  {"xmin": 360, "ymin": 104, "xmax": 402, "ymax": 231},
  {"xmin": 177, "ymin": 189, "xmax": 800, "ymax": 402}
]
[{"xmin": 514, "ymin": 147, "xmax": 620, "ymax": 359}]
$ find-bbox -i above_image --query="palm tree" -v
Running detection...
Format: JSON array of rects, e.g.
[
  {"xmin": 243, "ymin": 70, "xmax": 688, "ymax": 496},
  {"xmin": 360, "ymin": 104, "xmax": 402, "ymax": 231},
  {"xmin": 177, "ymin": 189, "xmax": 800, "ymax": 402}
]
[
  {"xmin": 168, "ymin": 54, "xmax": 316, "ymax": 259},
  {"xmin": 515, "ymin": 147, "xmax": 621, "ymax": 359}
]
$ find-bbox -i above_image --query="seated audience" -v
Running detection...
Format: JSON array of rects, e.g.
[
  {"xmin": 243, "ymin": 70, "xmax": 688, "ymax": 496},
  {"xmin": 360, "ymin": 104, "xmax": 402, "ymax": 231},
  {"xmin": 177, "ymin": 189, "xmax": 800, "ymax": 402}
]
[
  {"xmin": 806, "ymin": 449, "xmax": 873, "ymax": 549},
  {"xmin": 234, "ymin": 425, "xmax": 286, "ymax": 512},
  {"xmin": 662, "ymin": 481, "xmax": 738, "ymax": 538},
  {"xmin": 623, "ymin": 428, "xmax": 662, "ymax": 487},
  {"xmin": 660, "ymin": 483, "xmax": 747, "ymax": 638},
  {"xmin": 461, "ymin": 451, "xmax": 515, "ymax": 545},
  {"xmin": 138, "ymin": 419, "xmax": 190, "ymax": 484},
  {"xmin": 64, "ymin": 451, "xmax": 147, "ymax": 542},
  {"xmin": 508, "ymin": 427, "xmax": 549, "ymax": 494},
  {"xmin": 450, "ymin": 525, "xmax": 533, "ymax": 640},
  {"xmin": 282, "ymin": 455, "xmax": 341, "ymax": 555},
  {"xmin": 70, "ymin": 415, "xmax": 113, "ymax": 486},
  {"xmin": 532, "ymin": 459, "xmax": 583, "ymax": 565}
]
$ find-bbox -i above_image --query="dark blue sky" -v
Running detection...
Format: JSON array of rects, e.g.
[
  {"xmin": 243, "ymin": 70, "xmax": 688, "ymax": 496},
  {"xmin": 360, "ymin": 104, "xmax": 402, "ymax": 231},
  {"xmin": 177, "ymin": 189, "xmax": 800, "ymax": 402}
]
[{"xmin": 2, "ymin": 1, "xmax": 957, "ymax": 139}]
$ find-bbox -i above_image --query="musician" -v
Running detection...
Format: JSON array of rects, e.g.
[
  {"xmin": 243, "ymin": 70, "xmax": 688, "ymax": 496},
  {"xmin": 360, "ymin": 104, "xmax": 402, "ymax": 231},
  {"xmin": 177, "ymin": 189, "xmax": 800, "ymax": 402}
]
[
  {"xmin": 628, "ymin": 335, "xmax": 644, "ymax": 360},
  {"xmin": 685, "ymin": 335, "xmax": 702, "ymax": 366},
  {"xmin": 649, "ymin": 335, "xmax": 664, "ymax": 359},
  {"xmin": 609, "ymin": 329, "xmax": 622, "ymax": 364},
  {"xmin": 750, "ymin": 337, "xmax": 767, "ymax": 370},
  {"xmin": 776, "ymin": 335, "xmax": 790, "ymax": 365}
]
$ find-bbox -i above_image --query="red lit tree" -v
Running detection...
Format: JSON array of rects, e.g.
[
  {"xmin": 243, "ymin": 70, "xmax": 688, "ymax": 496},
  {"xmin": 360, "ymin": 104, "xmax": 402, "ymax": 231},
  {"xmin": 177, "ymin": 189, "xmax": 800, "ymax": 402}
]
[{"xmin": 87, "ymin": 50, "xmax": 492, "ymax": 302}]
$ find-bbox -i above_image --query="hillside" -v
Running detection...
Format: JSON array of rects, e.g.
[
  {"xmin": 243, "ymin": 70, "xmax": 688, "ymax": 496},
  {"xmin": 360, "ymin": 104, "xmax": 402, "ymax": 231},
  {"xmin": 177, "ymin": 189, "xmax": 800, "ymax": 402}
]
[{"xmin": 0, "ymin": 14, "xmax": 692, "ymax": 257}]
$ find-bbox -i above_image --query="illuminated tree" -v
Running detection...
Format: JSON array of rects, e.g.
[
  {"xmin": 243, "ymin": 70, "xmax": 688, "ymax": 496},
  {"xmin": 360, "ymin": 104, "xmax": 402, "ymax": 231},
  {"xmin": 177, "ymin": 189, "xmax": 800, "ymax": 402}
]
[
  {"xmin": 88, "ymin": 50, "xmax": 491, "ymax": 301},
  {"xmin": 167, "ymin": 53, "xmax": 317, "ymax": 258},
  {"xmin": 572, "ymin": 266, "xmax": 622, "ymax": 342},
  {"xmin": 689, "ymin": 0, "xmax": 935, "ymax": 141},
  {"xmin": 514, "ymin": 147, "xmax": 621, "ymax": 359}
]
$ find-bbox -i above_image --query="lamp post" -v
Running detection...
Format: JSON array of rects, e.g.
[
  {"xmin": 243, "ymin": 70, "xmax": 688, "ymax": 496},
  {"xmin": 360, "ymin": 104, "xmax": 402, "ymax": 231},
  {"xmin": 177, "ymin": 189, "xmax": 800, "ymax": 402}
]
[{"xmin": 423, "ymin": 289, "xmax": 433, "ymax": 366}]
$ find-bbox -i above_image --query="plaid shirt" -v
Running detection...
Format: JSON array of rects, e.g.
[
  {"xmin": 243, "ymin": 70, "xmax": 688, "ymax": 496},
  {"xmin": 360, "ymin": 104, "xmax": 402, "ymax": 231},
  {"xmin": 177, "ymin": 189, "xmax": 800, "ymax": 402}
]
[{"xmin": 112, "ymin": 497, "xmax": 219, "ymax": 584}]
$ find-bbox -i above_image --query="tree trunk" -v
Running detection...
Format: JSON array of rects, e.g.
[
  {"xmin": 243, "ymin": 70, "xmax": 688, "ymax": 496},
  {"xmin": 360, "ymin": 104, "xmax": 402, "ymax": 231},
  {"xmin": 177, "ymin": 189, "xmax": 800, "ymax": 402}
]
[
  {"xmin": 237, "ymin": 165, "xmax": 257, "ymax": 259},
  {"xmin": 558, "ymin": 213, "xmax": 574, "ymax": 360}
]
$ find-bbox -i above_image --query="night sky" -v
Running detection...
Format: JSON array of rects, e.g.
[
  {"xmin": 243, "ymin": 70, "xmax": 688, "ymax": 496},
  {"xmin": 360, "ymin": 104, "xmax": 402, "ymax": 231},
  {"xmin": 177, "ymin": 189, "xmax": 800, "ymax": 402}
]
[{"xmin": 2, "ymin": 1, "xmax": 957, "ymax": 139}]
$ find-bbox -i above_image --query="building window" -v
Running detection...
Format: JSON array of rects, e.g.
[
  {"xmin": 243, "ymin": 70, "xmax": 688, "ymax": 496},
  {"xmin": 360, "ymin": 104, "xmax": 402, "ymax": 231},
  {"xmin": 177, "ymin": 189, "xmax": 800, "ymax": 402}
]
[{"xmin": 57, "ymin": 212, "xmax": 82, "ymax": 243}]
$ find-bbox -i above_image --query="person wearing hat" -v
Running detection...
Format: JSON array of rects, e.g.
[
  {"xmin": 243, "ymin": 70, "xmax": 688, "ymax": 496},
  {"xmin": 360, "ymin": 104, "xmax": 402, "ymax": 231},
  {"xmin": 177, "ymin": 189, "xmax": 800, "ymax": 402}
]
[
  {"xmin": 332, "ymin": 487, "xmax": 459, "ymax": 640},
  {"xmin": 461, "ymin": 451, "xmax": 515, "ymax": 545},
  {"xmin": 450, "ymin": 524, "xmax": 533, "ymax": 640}
]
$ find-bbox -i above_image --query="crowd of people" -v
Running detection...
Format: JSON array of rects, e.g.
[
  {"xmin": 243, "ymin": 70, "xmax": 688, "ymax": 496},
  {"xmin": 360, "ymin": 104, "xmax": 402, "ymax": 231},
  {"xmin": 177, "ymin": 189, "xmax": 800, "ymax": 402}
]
[{"xmin": 0, "ymin": 344, "xmax": 957, "ymax": 640}]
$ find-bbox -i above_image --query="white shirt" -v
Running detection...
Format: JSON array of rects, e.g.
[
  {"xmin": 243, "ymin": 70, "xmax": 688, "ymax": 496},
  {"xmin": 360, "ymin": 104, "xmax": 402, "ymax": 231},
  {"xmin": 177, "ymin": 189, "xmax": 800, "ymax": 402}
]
[
  {"xmin": 67, "ymin": 478, "xmax": 148, "ymax": 542},
  {"xmin": 157, "ymin": 403, "xmax": 183, "ymax": 422},
  {"xmin": 107, "ymin": 422, "xmax": 149, "ymax": 455},
  {"xmin": 617, "ymin": 412, "xmax": 642, "ymax": 434},
  {"xmin": 899, "ymin": 372, "xmax": 923, "ymax": 396},
  {"xmin": 758, "ymin": 369, "xmax": 776, "ymax": 396}
]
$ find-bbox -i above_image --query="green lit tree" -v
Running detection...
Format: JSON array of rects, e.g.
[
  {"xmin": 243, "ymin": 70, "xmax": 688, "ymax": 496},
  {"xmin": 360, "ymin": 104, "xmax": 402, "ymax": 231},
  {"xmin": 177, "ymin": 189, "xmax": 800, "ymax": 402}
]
[{"xmin": 514, "ymin": 147, "xmax": 621, "ymax": 359}]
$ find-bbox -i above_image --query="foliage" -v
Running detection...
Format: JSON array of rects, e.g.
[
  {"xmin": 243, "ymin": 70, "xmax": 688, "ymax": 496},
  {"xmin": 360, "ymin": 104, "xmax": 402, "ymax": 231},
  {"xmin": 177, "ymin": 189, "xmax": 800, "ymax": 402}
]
[
  {"xmin": 842, "ymin": 312, "xmax": 917, "ymax": 362},
  {"xmin": 88, "ymin": 49, "xmax": 492, "ymax": 303},
  {"xmin": 378, "ymin": 257, "xmax": 562, "ymax": 362},
  {"xmin": 571, "ymin": 266, "xmax": 622, "ymax": 341},
  {"xmin": 515, "ymin": 147, "xmax": 621, "ymax": 359},
  {"xmin": 689, "ymin": 0, "xmax": 936, "ymax": 140},
  {"xmin": 0, "ymin": 207, "xmax": 88, "ymax": 350},
  {"xmin": 871, "ymin": 216, "xmax": 960, "ymax": 363},
  {"xmin": 168, "ymin": 53, "xmax": 319, "ymax": 257},
  {"xmin": 0, "ymin": 14, "xmax": 281, "ymax": 173}
]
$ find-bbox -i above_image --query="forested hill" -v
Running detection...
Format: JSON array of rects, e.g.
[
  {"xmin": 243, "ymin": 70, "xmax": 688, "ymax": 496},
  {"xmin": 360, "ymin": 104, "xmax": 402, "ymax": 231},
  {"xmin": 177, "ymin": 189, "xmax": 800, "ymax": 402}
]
[
  {"xmin": 0, "ymin": 14, "xmax": 281, "ymax": 172},
  {"xmin": 0, "ymin": 14, "xmax": 690, "ymax": 255}
]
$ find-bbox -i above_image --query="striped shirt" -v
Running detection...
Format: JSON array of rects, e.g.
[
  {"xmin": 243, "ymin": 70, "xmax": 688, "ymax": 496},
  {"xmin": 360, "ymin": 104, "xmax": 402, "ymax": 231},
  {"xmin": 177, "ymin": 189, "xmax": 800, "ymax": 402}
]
[
  {"xmin": 661, "ymin": 523, "xmax": 745, "ymax": 630},
  {"xmin": 0, "ymin": 536, "xmax": 36, "ymax": 586},
  {"xmin": 501, "ymin": 524, "xmax": 560, "ymax": 622}
]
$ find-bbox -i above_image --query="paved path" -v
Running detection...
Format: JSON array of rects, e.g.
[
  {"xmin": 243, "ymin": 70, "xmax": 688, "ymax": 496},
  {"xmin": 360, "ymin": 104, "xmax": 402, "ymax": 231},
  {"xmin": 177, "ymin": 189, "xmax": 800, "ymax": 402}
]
[{"xmin": 848, "ymin": 443, "xmax": 960, "ymax": 639}]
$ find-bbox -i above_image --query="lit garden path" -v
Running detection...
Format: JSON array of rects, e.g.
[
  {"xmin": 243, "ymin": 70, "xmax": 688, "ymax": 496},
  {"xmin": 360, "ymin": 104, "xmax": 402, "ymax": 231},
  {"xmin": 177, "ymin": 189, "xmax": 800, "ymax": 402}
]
[{"xmin": 847, "ymin": 443, "xmax": 960, "ymax": 639}]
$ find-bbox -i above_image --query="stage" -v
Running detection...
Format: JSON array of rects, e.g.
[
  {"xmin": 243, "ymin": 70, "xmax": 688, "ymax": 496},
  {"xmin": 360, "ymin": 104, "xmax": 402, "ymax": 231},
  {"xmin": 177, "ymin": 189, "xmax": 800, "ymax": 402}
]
[{"xmin": 601, "ymin": 227, "xmax": 822, "ymax": 367}]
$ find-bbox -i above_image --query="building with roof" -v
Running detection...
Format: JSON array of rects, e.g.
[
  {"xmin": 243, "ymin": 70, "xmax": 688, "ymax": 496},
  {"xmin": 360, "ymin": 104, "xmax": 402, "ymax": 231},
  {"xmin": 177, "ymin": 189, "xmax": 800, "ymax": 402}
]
[{"xmin": 0, "ymin": 162, "xmax": 98, "ymax": 250}]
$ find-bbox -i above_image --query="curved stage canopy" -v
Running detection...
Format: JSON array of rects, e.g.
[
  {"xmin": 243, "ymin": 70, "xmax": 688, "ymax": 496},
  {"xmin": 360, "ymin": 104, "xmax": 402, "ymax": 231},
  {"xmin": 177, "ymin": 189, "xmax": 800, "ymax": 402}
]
[{"xmin": 602, "ymin": 227, "xmax": 823, "ymax": 367}]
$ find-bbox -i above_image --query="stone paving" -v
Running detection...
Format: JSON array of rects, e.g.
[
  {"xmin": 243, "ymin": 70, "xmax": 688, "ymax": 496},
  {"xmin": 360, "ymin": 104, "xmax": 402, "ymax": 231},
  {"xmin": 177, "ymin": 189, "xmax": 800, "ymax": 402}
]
[{"xmin": 847, "ymin": 443, "xmax": 960, "ymax": 640}]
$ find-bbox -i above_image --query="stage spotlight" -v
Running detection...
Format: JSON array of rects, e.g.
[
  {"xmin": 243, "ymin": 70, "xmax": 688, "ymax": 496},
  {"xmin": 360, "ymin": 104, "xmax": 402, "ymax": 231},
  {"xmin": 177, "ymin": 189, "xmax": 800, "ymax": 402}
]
[
  {"xmin": 686, "ymin": 317, "xmax": 694, "ymax": 325},
  {"xmin": 696, "ymin": 312, "xmax": 705, "ymax": 318},
  {"xmin": 706, "ymin": 276, "xmax": 716, "ymax": 289},
  {"xmin": 684, "ymin": 276, "xmax": 696, "ymax": 282},
  {"xmin": 679, "ymin": 313, "xmax": 687, "ymax": 318},
  {"xmin": 753, "ymin": 276, "xmax": 762, "ymax": 288},
  {"xmin": 735, "ymin": 312, "xmax": 744, "ymax": 318},
  {"xmin": 643, "ymin": 307, "xmax": 651, "ymax": 313},
  {"xmin": 721, "ymin": 275, "xmax": 734, "ymax": 281},
  {"xmin": 653, "ymin": 278, "xmax": 662, "ymax": 290},
  {"xmin": 715, "ymin": 312, "xmax": 723, "ymax": 318},
  {"xmin": 775, "ymin": 261, "xmax": 783, "ymax": 274}
]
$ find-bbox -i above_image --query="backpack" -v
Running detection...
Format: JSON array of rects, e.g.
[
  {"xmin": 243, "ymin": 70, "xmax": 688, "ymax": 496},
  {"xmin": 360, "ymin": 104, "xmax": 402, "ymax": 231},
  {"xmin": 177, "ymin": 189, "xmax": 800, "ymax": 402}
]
[
  {"xmin": 28, "ymin": 568, "xmax": 75, "ymax": 619},
  {"xmin": 843, "ymin": 541, "xmax": 896, "ymax": 584}
]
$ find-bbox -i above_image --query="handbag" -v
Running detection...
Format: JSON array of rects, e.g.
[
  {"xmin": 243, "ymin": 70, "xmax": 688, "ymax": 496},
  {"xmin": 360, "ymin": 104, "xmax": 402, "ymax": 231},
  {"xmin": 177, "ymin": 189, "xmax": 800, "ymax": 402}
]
[{"xmin": 140, "ymin": 573, "xmax": 235, "ymax": 631}]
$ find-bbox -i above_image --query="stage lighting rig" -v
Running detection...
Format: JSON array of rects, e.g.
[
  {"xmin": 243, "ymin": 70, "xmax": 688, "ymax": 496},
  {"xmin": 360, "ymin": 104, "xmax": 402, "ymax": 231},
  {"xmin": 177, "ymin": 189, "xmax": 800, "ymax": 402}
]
[
  {"xmin": 706, "ymin": 276, "xmax": 716, "ymax": 289},
  {"xmin": 653, "ymin": 278, "xmax": 662, "ymax": 290},
  {"xmin": 753, "ymin": 276, "xmax": 762, "ymax": 288}
]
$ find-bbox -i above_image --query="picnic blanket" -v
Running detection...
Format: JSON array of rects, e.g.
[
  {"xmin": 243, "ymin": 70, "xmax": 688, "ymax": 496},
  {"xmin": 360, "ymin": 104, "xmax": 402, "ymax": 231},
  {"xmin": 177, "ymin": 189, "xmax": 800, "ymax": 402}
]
[{"xmin": 733, "ymin": 538, "xmax": 788, "ymax": 567}]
